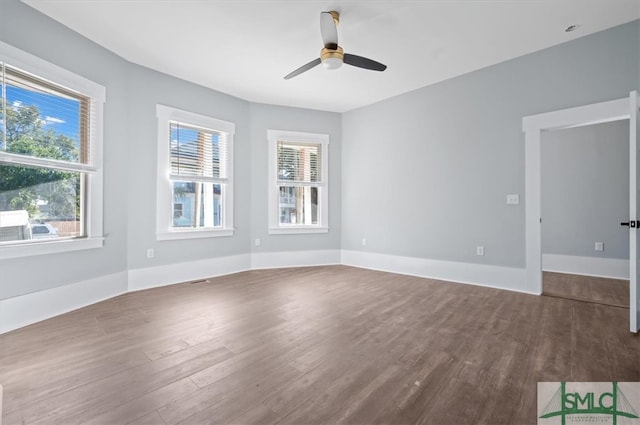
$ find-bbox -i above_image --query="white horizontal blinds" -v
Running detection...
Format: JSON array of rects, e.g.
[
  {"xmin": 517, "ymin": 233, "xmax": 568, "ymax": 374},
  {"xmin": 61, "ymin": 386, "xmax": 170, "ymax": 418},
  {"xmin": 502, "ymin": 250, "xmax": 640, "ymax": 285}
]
[
  {"xmin": 0, "ymin": 65, "xmax": 93, "ymax": 172},
  {"xmin": 277, "ymin": 141, "xmax": 322, "ymax": 184},
  {"xmin": 169, "ymin": 121, "xmax": 228, "ymax": 183},
  {"xmin": 1, "ymin": 62, "xmax": 5, "ymax": 151}
]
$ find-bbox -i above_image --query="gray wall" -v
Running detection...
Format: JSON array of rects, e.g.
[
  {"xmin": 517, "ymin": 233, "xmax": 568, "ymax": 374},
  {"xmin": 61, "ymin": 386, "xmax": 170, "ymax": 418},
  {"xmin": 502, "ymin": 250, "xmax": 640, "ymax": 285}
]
[
  {"xmin": 124, "ymin": 64, "xmax": 252, "ymax": 271},
  {"xmin": 542, "ymin": 121, "xmax": 629, "ymax": 260},
  {"xmin": 342, "ymin": 20, "xmax": 639, "ymax": 268},
  {"xmin": 249, "ymin": 103, "xmax": 342, "ymax": 253}
]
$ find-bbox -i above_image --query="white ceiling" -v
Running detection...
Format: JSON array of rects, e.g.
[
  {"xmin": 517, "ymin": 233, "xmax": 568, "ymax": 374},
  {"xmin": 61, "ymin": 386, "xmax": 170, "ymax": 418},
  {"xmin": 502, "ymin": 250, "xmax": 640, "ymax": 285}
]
[{"xmin": 22, "ymin": 0, "xmax": 640, "ymax": 113}]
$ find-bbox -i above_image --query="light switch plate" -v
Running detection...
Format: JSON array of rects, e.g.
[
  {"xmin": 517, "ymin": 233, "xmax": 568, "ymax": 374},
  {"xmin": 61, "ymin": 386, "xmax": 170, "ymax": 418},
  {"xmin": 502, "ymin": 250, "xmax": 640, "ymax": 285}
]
[{"xmin": 506, "ymin": 194, "xmax": 520, "ymax": 205}]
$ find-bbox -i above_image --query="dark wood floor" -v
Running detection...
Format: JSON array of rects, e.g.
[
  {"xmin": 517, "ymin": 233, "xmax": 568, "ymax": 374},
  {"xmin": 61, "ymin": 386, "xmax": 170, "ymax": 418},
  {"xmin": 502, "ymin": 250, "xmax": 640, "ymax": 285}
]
[
  {"xmin": 1, "ymin": 266, "xmax": 638, "ymax": 425},
  {"xmin": 543, "ymin": 271, "xmax": 629, "ymax": 308}
]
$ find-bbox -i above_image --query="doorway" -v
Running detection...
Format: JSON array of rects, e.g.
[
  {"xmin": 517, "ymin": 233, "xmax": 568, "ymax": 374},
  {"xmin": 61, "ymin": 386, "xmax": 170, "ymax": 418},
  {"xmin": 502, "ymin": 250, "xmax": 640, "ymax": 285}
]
[
  {"xmin": 522, "ymin": 93, "xmax": 639, "ymax": 332},
  {"xmin": 540, "ymin": 120, "xmax": 630, "ymax": 308}
]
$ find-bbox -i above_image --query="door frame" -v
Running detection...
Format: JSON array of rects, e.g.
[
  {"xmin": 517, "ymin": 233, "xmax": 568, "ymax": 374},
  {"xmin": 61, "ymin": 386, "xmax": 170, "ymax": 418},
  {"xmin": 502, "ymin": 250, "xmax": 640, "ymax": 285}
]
[{"xmin": 522, "ymin": 97, "xmax": 630, "ymax": 296}]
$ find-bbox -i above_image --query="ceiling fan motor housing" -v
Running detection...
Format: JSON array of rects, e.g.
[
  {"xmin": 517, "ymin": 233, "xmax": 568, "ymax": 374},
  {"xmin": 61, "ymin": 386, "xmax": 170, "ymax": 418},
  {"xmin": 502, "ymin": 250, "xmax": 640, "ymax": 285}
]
[{"xmin": 321, "ymin": 46, "xmax": 344, "ymax": 69}]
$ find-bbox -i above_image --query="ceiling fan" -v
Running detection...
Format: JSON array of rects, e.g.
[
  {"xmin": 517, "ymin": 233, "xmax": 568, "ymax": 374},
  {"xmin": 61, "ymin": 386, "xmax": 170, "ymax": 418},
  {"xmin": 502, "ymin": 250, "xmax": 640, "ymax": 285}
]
[{"xmin": 284, "ymin": 11, "xmax": 387, "ymax": 80}]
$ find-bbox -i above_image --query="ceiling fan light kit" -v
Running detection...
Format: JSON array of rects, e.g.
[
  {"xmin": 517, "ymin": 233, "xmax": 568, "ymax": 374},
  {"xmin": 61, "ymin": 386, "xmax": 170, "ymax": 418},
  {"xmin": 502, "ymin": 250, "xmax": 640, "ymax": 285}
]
[{"xmin": 284, "ymin": 11, "xmax": 387, "ymax": 79}]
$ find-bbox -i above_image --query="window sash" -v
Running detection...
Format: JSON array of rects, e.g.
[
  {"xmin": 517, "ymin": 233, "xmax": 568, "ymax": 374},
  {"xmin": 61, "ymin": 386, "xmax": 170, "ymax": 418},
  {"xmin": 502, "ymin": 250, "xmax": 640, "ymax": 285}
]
[
  {"xmin": 277, "ymin": 141, "xmax": 322, "ymax": 184},
  {"xmin": 278, "ymin": 185, "xmax": 318, "ymax": 226},
  {"xmin": 0, "ymin": 165, "xmax": 88, "ymax": 242},
  {"xmin": 171, "ymin": 180, "xmax": 224, "ymax": 229},
  {"xmin": 1, "ymin": 64, "xmax": 93, "ymax": 167},
  {"xmin": 169, "ymin": 121, "xmax": 230, "ymax": 180}
]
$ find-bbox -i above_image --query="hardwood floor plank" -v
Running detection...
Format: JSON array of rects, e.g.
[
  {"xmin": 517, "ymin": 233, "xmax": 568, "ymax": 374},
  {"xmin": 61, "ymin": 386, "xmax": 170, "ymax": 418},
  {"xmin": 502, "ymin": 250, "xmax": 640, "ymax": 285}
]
[
  {"xmin": 78, "ymin": 377, "xmax": 198, "ymax": 425},
  {"xmin": 226, "ymin": 403, "xmax": 280, "ymax": 425},
  {"xmin": 262, "ymin": 353, "xmax": 366, "ymax": 417},
  {"xmin": 383, "ymin": 350, "xmax": 459, "ymax": 424},
  {"xmin": 159, "ymin": 364, "xmax": 302, "ymax": 425},
  {"xmin": 325, "ymin": 363, "xmax": 406, "ymax": 425},
  {"xmin": 274, "ymin": 362, "xmax": 388, "ymax": 424},
  {"xmin": 543, "ymin": 271, "xmax": 629, "ymax": 307},
  {"xmin": 127, "ymin": 410, "xmax": 167, "ymax": 425}
]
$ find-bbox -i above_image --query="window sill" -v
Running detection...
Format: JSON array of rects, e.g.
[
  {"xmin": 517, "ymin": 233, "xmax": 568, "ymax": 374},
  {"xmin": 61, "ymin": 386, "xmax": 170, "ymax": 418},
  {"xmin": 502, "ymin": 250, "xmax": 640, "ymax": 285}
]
[
  {"xmin": 268, "ymin": 226, "xmax": 329, "ymax": 235},
  {"xmin": 157, "ymin": 228, "xmax": 234, "ymax": 241},
  {"xmin": 0, "ymin": 237, "xmax": 104, "ymax": 260}
]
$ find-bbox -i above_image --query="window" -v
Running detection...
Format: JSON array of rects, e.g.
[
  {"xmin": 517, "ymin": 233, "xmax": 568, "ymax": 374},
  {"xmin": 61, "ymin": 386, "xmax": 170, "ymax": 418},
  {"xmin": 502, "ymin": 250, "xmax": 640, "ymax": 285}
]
[
  {"xmin": 267, "ymin": 129, "xmax": 329, "ymax": 234},
  {"xmin": 156, "ymin": 105, "xmax": 234, "ymax": 240},
  {"xmin": 0, "ymin": 42, "xmax": 105, "ymax": 259},
  {"xmin": 173, "ymin": 202, "xmax": 183, "ymax": 219}
]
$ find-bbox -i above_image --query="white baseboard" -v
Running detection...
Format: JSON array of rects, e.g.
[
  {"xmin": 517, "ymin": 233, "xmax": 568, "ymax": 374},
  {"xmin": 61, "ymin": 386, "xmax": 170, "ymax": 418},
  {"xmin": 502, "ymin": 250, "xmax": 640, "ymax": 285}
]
[
  {"xmin": 251, "ymin": 249, "xmax": 341, "ymax": 270},
  {"xmin": 341, "ymin": 250, "xmax": 532, "ymax": 294},
  {"xmin": 2, "ymin": 249, "xmax": 536, "ymax": 334},
  {"xmin": 542, "ymin": 254, "xmax": 629, "ymax": 280},
  {"xmin": 128, "ymin": 250, "xmax": 342, "ymax": 292},
  {"xmin": 0, "ymin": 271, "xmax": 127, "ymax": 334},
  {"xmin": 128, "ymin": 253, "xmax": 251, "ymax": 292}
]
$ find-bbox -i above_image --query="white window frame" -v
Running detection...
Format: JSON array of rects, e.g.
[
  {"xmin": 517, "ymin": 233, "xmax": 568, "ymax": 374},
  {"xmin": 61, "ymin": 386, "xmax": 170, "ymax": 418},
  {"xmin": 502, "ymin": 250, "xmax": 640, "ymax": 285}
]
[
  {"xmin": 0, "ymin": 42, "xmax": 105, "ymax": 260},
  {"xmin": 267, "ymin": 129, "xmax": 329, "ymax": 235},
  {"xmin": 156, "ymin": 105, "xmax": 235, "ymax": 240}
]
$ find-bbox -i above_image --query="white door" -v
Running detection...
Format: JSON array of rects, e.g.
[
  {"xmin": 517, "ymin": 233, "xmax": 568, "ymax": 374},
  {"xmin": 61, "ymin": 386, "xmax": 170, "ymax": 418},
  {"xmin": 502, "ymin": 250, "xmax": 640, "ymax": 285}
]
[{"xmin": 630, "ymin": 90, "xmax": 639, "ymax": 333}]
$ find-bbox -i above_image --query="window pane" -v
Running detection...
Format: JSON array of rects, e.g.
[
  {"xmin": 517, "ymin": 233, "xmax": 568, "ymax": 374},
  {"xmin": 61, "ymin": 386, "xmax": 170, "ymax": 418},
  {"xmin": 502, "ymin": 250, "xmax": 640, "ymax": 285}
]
[
  {"xmin": 0, "ymin": 83, "xmax": 4, "ymax": 151},
  {"xmin": 170, "ymin": 122, "xmax": 224, "ymax": 178},
  {"xmin": 0, "ymin": 164, "xmax": 82, "ymax": 242},
  {"xmin": 3, "ymin": 67, "xmax": 88, "ymax": 164},
  {"xmin": 171, "ymin": 181, "xmax": 222, "ymax": 228},
  {"xmin": 278, "ymin": 186, "xmax": 318, "ymax": 225},
  {"xmin": 277, "ymin": 142, "xmax": 321, "ymax": 182}
]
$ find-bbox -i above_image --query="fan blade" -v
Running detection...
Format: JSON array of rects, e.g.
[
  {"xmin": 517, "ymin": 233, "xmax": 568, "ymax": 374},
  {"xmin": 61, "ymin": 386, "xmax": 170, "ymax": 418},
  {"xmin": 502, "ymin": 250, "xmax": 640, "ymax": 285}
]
[
  {"xmin": 320, "ymin": 11, "xmax": 338, "ymax": 49},
  {"xmin": 344, "ymin": 53, "xmax": 387, "ymax": 71},
  {"xmin": 284, "ymin": 58, "xmax": 321, "ymax": 80}
]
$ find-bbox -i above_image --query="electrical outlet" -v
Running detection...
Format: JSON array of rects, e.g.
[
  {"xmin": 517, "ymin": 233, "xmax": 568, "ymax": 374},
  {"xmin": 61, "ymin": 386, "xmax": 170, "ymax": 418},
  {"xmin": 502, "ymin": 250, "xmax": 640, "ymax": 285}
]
[
  {"xmin": 506, "ymin": 194, "xmax": 520, "ymax": 205},
  {"xmin": 255, "ymin": 238, "xmax": 261, "ymax": 247},
  {"xmin": 595, "ymin": 242, "xmax": 604, "ymax": 252},
  {"xmin": 146, "ymin": 248, "xmax": 155, "ymax": 258},
  {"xmin": 476, "ymin": 246, "xmax": 485, "ymax": 256},
  {"xmin": 362, "ymin": 238, "xmax": 367, "ymax": 246}
]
